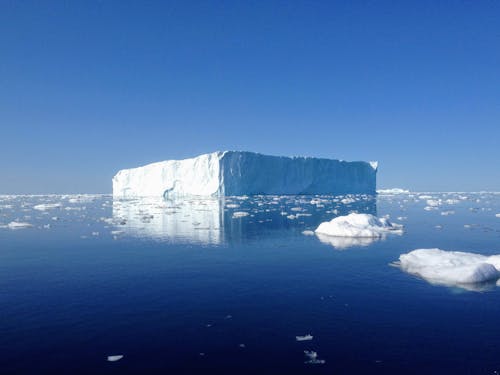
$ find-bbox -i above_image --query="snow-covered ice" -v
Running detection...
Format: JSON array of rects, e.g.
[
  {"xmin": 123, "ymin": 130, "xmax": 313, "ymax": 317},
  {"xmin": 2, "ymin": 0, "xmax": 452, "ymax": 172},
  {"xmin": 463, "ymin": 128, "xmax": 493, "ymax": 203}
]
[
  {"xmin": 315, "ymin": 213, "xmax": 403, "ymax": 238},
  {"xmin": 112, "ymin": 151, "xmax": 377, "ymax": 197},
  {"xmin": 397, "ymin": 248, "xmax": 500, "ymax": 286}
]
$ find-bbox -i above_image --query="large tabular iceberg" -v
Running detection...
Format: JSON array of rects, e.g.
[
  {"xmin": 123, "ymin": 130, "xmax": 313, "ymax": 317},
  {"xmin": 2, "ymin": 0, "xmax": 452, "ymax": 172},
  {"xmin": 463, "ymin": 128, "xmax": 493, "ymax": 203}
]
[{"xmin": 112, "ymin": 151, "xmax": 377, "ymax": 198}]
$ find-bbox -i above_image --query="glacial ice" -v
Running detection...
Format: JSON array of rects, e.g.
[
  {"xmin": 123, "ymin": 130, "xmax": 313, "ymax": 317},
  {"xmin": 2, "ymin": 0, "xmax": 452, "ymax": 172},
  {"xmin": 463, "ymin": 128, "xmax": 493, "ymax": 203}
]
[
  {"xmin": 398, "ymin": 248, "xmax": 500, "ymax": 286},
  {"xmin": 315, "ymin": 213, "xmax": 403, "ymax": 238},
  {"xmin": 112, "ymin": 151, "xmax": 377, "ymax": 197}
]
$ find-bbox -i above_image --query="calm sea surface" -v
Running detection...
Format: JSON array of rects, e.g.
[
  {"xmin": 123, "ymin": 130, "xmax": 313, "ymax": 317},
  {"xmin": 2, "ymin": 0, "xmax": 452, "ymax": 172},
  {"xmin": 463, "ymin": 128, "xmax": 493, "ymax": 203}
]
[{"xmin": 1, "ymin": 192, "xmax": 500, "ymax": 374}]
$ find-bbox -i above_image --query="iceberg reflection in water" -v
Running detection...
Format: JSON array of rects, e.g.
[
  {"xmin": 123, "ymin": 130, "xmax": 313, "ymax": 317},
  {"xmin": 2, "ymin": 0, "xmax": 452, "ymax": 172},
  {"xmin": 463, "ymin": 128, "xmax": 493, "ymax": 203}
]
[{"xmin": 112, "ymin": 194, "xmax": 378, "ymax": 246}]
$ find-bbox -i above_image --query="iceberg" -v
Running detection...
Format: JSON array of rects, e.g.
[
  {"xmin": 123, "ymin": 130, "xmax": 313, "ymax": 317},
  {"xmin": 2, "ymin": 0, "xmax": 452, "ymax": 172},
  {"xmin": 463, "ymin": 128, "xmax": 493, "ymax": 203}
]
[
  {"xmin": 315, "ymin": 213, "xmax": 403, "ymax": 238},
  {"xmin": 112, "ymin": 151, "xmax": 377, "ymax": 198},
  {"xmin": 397, "ymin": 248, "xmax": 500, "ymax": 287}
]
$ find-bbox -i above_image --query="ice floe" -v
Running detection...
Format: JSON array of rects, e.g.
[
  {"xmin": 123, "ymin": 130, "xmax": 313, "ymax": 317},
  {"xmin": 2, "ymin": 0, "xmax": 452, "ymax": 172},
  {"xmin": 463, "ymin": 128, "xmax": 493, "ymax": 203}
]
[
  {"xmin": 33, "ymin": 203, "xmax": 62, "ymax": 211},
  {"xmin": 6, "ymin": 221, "xmax": 33, "ymax": 229},
  {"xmin": 396, "ymin": 248, "xmax": 500, "ymax": 287},
  {"xmin": 315, "ymin": 213, "xmax": 403, "ymax": 238},
  {"xmin": 107, "ymin": 355, "xmax": 123, "ymax": 362},
  {"xmin": 304, "ymin": 350, "xmax": 325, "ymax": 364},
  {"xmin": 296, "ymin": 334, "xmax": 313, "ymax": 341}
]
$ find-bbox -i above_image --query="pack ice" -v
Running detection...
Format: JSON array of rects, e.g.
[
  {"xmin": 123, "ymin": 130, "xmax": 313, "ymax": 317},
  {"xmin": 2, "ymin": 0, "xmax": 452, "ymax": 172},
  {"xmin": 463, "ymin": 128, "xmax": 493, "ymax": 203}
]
[{"xmin": 112, "ymin": 151, "xmax": 377, "ymax": 198}]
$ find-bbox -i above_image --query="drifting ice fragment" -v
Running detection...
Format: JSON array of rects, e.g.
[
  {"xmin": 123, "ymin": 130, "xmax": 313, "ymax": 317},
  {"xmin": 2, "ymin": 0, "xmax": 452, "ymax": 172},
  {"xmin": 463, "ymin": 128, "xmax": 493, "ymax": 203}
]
[
  {"xmin": 304, "ymin": 350, "xmax": 325, "ymax": 364},
  {"xmin": 33, "ymin": 203, "xmax": 62, "ymax": 211},
  {"xmin": 315, "ymin": 213, "xmax": 403, "ymax": 238},
  {"xmin": 6, "ymin": 221, "xmax": 33, "ymax": 229},
  {"xmin": 107, "ymin": 355, "xmax": 123, "ymax": 362},
  {"xmin": 296, "ymin": 334, "xmax": 313, "ymax": 341},
  {"xmin": 397, "ymin": 248, "xmax": 500, "ymax": 287}
]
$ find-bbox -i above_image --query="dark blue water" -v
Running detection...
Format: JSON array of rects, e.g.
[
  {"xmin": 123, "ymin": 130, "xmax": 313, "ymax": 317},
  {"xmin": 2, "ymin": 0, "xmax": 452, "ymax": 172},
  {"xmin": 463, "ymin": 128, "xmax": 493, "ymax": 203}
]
[{"xmin": 1, "ymin": 193, "xmax": 500, "ymax": 374}]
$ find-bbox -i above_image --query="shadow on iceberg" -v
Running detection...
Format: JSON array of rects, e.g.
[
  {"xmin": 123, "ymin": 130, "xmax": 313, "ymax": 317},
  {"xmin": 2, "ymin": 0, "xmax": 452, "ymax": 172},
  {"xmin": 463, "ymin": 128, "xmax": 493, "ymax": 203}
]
[
  {"xmin": 111, "ymin": 195, "xmax": 377, "ymax": 245},
  {"xmin": 394, "ymin": 248, "xmax": 500, "ymax": 292}
]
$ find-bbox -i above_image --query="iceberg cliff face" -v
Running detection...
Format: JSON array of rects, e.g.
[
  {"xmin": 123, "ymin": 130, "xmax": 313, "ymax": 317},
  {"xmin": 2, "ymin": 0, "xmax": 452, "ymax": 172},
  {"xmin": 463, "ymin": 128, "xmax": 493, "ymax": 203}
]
[{"xmin": 112, "ymin": 151, "xmax": 377, "ymax": 197}]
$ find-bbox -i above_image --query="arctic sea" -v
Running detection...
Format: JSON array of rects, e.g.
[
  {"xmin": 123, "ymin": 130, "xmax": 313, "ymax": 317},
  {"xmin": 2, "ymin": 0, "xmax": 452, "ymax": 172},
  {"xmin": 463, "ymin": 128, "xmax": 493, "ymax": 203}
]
[{"xmin": 1, "ymin": 192, "xmax": 500, "ymax": 374}]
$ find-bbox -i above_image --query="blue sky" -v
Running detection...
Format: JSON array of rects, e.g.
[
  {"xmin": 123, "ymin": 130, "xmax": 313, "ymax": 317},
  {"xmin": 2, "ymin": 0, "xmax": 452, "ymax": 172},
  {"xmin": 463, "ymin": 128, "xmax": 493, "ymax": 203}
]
[{"xmin": 1, "ymin": 1, "xmax": 499, "ymax": 193}]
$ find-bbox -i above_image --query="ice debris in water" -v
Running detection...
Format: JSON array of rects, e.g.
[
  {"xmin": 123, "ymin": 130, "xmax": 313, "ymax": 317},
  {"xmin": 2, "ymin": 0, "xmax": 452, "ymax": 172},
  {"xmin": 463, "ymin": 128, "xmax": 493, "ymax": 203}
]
[
  {"xmin": 107, "ymin": 355, "xmax": 123, "ymax": 362},
  {"xmin": 33, "ymin": 203, "xmax": 62, "ymax": 211},
  {"xmin": 396, "ymin": 248, "xmax": 500, "ymax": 286},
  {"xmin": 6, "ymin": 221, "xmax": 33, "ymax": 229},
  {"xmin": 304, "ymin": 350, "xmax": 325, "ymax": 364},
  {"xmin": 315, "ymin": 213, "xmax": 403, "ymax": 238},
  {"xmin": 296, "ymin": 334, "xmax": 313, "ymax": 341},
  {"xmin": 232, "ymin": 211, "xmax": 249, "ymax": 218}
]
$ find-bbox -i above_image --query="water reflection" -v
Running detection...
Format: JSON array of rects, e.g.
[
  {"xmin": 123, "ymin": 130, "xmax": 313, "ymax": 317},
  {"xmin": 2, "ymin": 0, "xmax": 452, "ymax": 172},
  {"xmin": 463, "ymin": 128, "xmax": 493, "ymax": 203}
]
[
  {"xmin": 112, "ymin": 195, "xmax": 377, "ymax": 245},
  {"xmin": 315, "ymin": 233, "xmax": 380, "ymax": 250}
]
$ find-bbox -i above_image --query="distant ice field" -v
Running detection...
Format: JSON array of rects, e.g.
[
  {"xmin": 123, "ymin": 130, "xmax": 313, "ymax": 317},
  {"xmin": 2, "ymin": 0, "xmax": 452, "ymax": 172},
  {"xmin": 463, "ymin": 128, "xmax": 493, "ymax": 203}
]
[{"xmin": 1, "ymin": 192, "xmax": 500, "ymax": 374}]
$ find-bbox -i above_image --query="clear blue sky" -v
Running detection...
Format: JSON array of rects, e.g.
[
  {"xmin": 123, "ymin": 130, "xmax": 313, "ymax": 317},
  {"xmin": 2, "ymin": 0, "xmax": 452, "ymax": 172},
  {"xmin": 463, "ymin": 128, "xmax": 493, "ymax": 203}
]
[{"xmin": 1, "ymin": 0, "xmax": 499, "ymax": 193}]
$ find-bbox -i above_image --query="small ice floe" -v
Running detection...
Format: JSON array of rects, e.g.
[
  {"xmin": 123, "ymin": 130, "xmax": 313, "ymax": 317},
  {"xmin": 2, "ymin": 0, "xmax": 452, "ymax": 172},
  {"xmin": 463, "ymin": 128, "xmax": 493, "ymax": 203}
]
[
  {"xmin": 92, "ymin": 231, "xmax": 99, "ymax": 236},
  {"xmin": 395, "ymin": 248, "xmax": 500, "ymax": 289},
  {"xmin": 6, "ymin": 221, "xmax": 33, "ymax": 229},
  {"xmin": 107, "ymin": 355, "xmax": 123, "ymax": 362},
  {"xmin": 232, "ymin": 211, "xmax": 249, "ymax": 219},
  {"xmin": 377, "ymin": 188, "xmax": 409, "ymax": 195},
  {"xmin": 304, "ymin": 350, "xmax": 325, "ymax": 365},
  {"xmin": 440, "ymin": 210, "xmax": 455, "ymax": 216},
  {"xmin": 496, "ymin": 214, "xmax": 500, "ymax": 218},
  {"xmin": 302, "ymin": 230, "xmax": 315, "ymax": 236},
  {"xmin": 287, "ymin": 215, "xmax": 296, "ymax": 220},
  {"xmin": 296, "ymin": 334, "xmax": 313, "ymax": 341},
  {"xmin": 225, "ymin": 203, "xmax": 240, "ymax": 209},
  {"xmin": 315, "ymin": 213, "xmax": 403, "ymax": 238},
  {"xmin": 33, "ymin": 203, "xmax": 62, "ymax": 211},
  {"xmin": 239, "ymin": 344, "xmax": 246, "ymax": 348}
]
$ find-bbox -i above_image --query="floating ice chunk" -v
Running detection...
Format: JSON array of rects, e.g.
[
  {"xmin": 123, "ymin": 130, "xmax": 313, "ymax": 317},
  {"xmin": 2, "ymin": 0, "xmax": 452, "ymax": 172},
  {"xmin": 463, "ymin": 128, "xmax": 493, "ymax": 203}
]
[
  {"xmin": 496, "ymin": 214, "xmax": 500, "ymax": 218},
  {"xmin": 7, "ymin": 221, "xmax": 33, "ymax": 229},
  {"xmin": 377, "ymin": 188, "xmax": 409, "ymax": 194},
  {"xmin": 34, "ymin": 203, "xmax": 62, "ymax": 211},
  {"xmin": 315, "ymin": 213, "xmax": 403, "ymax": 238},
  {"xmin": 302, "ymin": 230, "xmax": 315, "ymax": 236},
  {"xmin": 397, "ymin": 248, "xmax": 500, "ymax": 286},
  {"xmin": 107, "ymin": 355, "xmax": 123, "ymax": 362},
  {"xmin": 304, "ymin": 350, "xmax": 325, "ymax": 364},
  {"xmin": 232, "ymin": 211, "xmax": 249, "ymax": 218},
  {"xmin": 296, "ymin": 334, "xmax": 313, "ymax": 341},
  {"xmin": 440, "ymin": 210, "xmax": 455, "ymax": 216}
]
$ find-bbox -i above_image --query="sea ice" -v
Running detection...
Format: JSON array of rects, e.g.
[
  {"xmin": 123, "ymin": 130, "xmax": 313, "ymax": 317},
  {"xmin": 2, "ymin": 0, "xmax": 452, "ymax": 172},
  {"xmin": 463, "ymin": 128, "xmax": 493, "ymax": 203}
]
[
  {"xmin": 107, "ymin": 355, "xmax": 123, "ymax": 362},
  {"xmin": 33, "ymin": 203, "xmax": 62, "ymax": 211},
  {"xmin": 296, "ymin": 334, "xmax": 313, "ymax": 341},
  {"xmin": 6, "ymin": 221, "xmax": 33, "ymax": 229},
  {"xmin": 315, "ymin": 213, "xmax": 403, "ymax": 238},
  {"xmin": 397, "ymin": 248, "xmax": 500, "ymax": 286},
  {"xmin": 304, "ymin": 350, "xmax": 325, "ymax": 364}
]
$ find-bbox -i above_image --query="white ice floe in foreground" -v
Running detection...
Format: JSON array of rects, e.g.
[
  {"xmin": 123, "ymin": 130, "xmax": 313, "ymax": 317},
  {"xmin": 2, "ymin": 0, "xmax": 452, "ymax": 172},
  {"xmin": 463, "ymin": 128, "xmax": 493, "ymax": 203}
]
[
  {"xmin": 315, "ymin": 213, "xmax": 403, "ymax": 238},
  {"xmin": 397, "ymin": 248, "xmax": 500, "ymax": 286}
]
